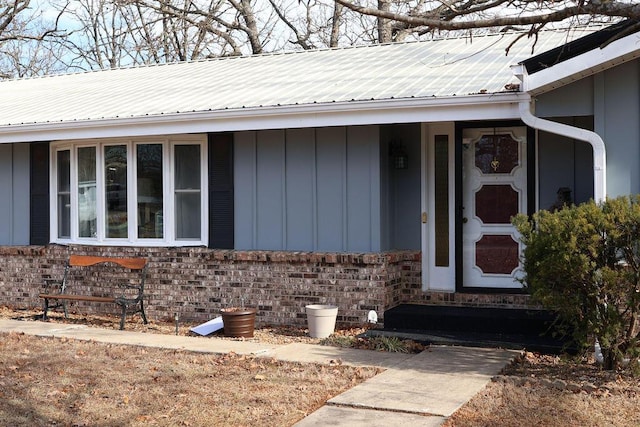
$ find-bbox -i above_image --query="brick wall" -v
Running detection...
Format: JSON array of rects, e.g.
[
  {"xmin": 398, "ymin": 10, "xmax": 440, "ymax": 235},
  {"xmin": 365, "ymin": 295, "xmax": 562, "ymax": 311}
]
[
  {"xmin": 0, "ymin": 245, "xmax": 422, "ymax": 327},
  {"xmin": 0, "ymin": 245, "xmax": 534, "ymax": 327}
]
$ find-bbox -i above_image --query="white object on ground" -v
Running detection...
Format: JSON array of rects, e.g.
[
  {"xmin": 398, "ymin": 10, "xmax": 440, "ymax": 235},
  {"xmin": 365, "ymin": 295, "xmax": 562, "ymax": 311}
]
[
  {"xmin": 190, "ymin": 316, "xmax": 224, "ymax": 336},
  {"xmin": 367, "ymin": 310, "xmax": 378, "ymax": 324},
  {"xmin": 594, "ymin": 338, "xmax": 604, "ymax": 365}
]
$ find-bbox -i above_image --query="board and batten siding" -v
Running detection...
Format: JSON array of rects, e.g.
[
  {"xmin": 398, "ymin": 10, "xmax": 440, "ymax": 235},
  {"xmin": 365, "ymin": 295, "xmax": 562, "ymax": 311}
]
[
  {"xmin": 0, "ymin": 143, "xmax": 31, "ymax": 245},
  {"xmin": 234, "ymin": 126, "xmax": 381, "ymax": 252},
  {"xmin": 536, "ymin": 57, "xmax": 640, "ymax": 200}
]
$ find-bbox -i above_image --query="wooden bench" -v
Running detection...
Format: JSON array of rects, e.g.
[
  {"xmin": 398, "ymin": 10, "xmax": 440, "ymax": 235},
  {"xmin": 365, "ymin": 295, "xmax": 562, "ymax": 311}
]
[{"xmin": 39, "ymin": 255, "xmax": 149, "ymax": 330}]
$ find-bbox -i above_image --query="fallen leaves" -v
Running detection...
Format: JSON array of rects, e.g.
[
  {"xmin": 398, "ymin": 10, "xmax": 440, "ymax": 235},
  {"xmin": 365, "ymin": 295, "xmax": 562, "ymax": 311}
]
[{"xmin": 0, "ymin": 330, "xmax": 380, "ymax": 426}]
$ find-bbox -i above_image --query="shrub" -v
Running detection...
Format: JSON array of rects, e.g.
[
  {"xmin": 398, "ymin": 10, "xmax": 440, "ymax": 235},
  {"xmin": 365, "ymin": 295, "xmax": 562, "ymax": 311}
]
[{"xmin": 513, "ymin": 196, "xmax": 640, "ymax": 370}]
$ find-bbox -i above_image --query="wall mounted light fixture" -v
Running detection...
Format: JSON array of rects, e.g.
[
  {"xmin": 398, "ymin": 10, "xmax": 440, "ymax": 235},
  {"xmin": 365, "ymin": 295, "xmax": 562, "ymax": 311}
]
[{"xmin": 389, "ymin": 140, "xmax": 408, "ymax": 170}]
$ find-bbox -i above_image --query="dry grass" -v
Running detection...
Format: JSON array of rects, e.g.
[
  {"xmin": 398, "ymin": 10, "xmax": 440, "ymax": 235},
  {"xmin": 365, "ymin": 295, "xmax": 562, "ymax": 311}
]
[
  {"xmin": 445, "ymin": 379, "xmax": 640, "ymax": 427},
  {"xmin": 445, "ymin": 353, "xmax": 640, "ymax": 427},
  {"xmin": 3, "ymin": 306, "xmax": 640, "ymax": 426},
  {"xmin": 0, "ymin": 332, "xmax": 380, "ymax": 426}
]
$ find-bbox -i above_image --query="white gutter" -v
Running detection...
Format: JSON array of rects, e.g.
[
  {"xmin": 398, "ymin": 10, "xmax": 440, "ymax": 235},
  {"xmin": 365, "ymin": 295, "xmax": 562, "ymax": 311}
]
[
  {"xmin": 521, "ymin": 31, "xmax": 640, "ymax": 96},
  {"xmin": 518, "ymin": 97, "xmax": 606, "ymax": 202},
  {"xmin": 0, "ymin": 92, "xmax": 525, "ymax": 144},
  {"xmin": 513, "ymin": 62, "xmax": 606, "ymax": 202}
]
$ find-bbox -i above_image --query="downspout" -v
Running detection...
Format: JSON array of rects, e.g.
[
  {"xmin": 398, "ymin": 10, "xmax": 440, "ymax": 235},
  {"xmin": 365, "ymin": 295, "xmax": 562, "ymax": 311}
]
[
  {"xmin": 518, "ymin": 99, "xmax": 606, "ymax": 203},
  {"xmin": 513, "ymin": 65, "xmax": 607, "ymax": 202}
]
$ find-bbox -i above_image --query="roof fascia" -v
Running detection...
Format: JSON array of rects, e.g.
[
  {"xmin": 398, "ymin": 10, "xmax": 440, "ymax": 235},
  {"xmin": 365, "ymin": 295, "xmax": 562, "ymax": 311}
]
[
  {"xmin": 0, "ymin": 93, "xmax": 527, "ymax": 143},
  {"xmin": 515, "ymin": 32, "xmax": 640, "ymax": 96}
]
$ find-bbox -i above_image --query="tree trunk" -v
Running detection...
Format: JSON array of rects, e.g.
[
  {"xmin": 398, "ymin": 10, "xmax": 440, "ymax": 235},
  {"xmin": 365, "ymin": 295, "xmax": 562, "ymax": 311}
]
[{"xmin": 377, "ymin": 0, "xmax": 391, "ymax": 43}]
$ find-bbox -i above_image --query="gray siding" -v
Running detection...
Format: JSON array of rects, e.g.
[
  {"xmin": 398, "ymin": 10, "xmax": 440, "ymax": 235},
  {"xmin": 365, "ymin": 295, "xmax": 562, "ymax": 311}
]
[
  {"xmin": 537, "ymin": 58, "xmax": 640, "ymax": 199},
  {"xmin": 234, "ymin": 126, "xmax": 381, "ymax": 252},
  {"xmin": 316, "ymin": 127, "xmax": 345, "ymax": 251},
  {"xmin": 537, "ymin": 117, "xmax": 594, "ymax": 210},
  {"xmin": 596, "ymin": 60, "xmax": 640, "ymax": 197},
  {"xmin": 347, "ymin": 126, "xmax": 380, "ymax": 251},
  {"xmin": 256, "ymin": 130, "xmax": 285, "ymax": 249},
  {"xmin": 380, "ymin": 124, "xmax": 421, "ymax": 250},
  {"xmin": 536, "ymin": 77, "xmax": 594, "ymax": 118},
  {"xmin": 0, "ymin": 143, "xmax": 30, "ymax": 245},
  {"xmin": 285, "ymin": 128, "xmax": 315, "ymax": 250}
]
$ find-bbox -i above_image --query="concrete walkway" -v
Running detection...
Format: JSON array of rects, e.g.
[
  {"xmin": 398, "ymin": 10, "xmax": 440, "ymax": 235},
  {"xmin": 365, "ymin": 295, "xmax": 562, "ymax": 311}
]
[{"xmin": 0, "ymin": 319, "xmax": 517, "ymax": 426}]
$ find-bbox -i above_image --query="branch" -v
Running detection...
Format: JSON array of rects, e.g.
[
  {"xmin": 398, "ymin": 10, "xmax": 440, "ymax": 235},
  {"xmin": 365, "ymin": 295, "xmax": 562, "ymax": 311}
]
[{"xmin": 333, "ymin": 0, "xmax": 640, "ymax": 31}]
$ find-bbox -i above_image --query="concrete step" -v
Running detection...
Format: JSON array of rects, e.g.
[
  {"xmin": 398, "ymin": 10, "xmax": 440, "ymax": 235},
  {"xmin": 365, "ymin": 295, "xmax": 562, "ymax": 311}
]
[{"xmin": 382, "ymin": 304, "xmax": 574, "ymax": 354}]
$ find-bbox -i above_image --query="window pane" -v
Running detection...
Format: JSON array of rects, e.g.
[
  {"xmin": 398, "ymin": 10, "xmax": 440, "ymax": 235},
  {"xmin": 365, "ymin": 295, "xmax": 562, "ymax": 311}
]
[
  {"xmin": 57, "ymin": 150, "xmax": 71, "ymax": 238},
  {"xmin": 475, "ymin": 185, "xmax": 519, "ymax": 224},
  {"xmin": 175, "ymin": 144, "xmax": 201, "ymax": 240},
  {"xmin": 175, "ymin": 145, "xmax": 201, "ymax": 189},
  {"xmin": 475, "ymin": 134, "xmax": 519, "ymax": 174},
  {"xmin": 176, "ymin": 193, "xmax": 201, "ymax": 239},
  {"xmin": 105, "ymin": 145, "xmax": 128, "ymax": 238},
  {"xmin": 434, "ymin": 135, "xmax": 449, "ymax": 267},
  {"xmin": 475, "ymin": 235, "xmax": 519, "ymax": 274},
  {"xmin": 77, "ymin": 147, "xmax": 97, "ymax": 238},
  {"xmin": 137, "ymin": 144, "xmax": 163, "ymax": 239}
]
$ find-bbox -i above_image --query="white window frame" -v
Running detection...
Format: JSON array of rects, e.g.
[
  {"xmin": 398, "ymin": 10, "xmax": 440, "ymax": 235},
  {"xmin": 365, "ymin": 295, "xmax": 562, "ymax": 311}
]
[{"xmin": 50, "ymin": 134, "xmax": 208, "ymax": 247}]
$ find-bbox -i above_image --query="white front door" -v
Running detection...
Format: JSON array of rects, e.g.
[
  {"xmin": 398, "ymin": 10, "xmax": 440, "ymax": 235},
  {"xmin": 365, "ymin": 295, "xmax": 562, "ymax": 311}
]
[{"xmin": 462, "ymin": 127, "xmax": 527, "ymax": 289}]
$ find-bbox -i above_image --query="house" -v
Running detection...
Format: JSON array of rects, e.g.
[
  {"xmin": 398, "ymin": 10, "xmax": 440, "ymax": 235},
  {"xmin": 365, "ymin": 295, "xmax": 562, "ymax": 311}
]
[{"xmin": 0, "ymin": 20, "xmax": 638, "ymax": 327}]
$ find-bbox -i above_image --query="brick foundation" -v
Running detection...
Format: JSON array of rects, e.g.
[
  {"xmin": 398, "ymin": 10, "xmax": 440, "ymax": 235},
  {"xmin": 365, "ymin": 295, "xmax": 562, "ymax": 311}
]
[{"xmin": 0, "ymin": 245, "xmax": 535, "ymax": 327}]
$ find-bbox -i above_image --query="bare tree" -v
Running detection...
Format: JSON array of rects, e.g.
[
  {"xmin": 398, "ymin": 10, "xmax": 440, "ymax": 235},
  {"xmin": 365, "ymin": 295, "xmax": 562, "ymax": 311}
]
[
  {"xmin": 10, "ymin": 0, "xmax": 638, "ymax": 78},
  {"xmin": 134, "ymin": 0, "xmax": 276, "ymax": 56},
  {"xmin": 0, "ymin": 33, "xmax": 65, "ymax": 77},
  {"xmin": 334, "ymin": 0, "xmax": 640, "ymax": 37},
  {"xmin": 0, "ymin": 0, "xmax": 66, "ymax": 78},
  {"xmin": 0, "ymin": 0, "xmax": 31, "ymax": 43},
  {"xmin": 49, "ymin": 0, "xmax": 252, "ymax": 70}
]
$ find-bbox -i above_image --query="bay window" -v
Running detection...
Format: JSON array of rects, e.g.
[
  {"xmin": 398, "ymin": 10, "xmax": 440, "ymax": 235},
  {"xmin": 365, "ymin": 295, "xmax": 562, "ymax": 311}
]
[{"xmin": 51, "ymin": 135, "xmax": 207, "ymax": 246}]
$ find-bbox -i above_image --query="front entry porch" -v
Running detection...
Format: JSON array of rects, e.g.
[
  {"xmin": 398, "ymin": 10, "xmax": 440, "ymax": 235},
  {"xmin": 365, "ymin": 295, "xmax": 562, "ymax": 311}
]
[
  {"xmin": 382, "ymin": 304, "xmax": 571, "ymax": 354},
  {"xmin": 420, "ymin": 119, "xmax": 593, "ymax": 292}
]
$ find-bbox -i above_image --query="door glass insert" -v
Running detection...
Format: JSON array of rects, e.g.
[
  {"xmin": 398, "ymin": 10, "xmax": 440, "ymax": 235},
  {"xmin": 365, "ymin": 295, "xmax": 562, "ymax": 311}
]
[
  {"xmin": 475, "ymin": 185, "xmax": 518, "ymax": 224},
  {"xmin": 475, "ymin": 134, "xmax": 519, "ymax": 174},
  {"xmin": 475, "ymin": 235, "xmax": 519, "ymax": 274},
  {"xmin": 434, "ymin": 135, "xmax": 449, "ymax": 267}
]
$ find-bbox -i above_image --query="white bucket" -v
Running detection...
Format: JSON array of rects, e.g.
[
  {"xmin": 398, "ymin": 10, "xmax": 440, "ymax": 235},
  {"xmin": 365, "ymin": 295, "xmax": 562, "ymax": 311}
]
[{"xmin": 305, "ymin": 304, "xmax": 338, "ymax": 338}]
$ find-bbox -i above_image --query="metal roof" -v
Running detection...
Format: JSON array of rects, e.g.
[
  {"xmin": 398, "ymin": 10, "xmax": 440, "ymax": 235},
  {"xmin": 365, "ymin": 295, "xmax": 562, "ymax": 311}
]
[{"xmin": 0, "ymin": 26, "xmax": 604, "ymax": 130}]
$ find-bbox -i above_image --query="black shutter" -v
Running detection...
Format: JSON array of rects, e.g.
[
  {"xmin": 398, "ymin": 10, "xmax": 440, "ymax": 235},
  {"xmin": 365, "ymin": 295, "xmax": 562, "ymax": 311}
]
[
  {"xmin": 208, "ymin": 133, "xmax": 234, "ymax": 249},
  {"xmin": 30, "ymin": 142, "xmax": 50, "ymax": 245}
]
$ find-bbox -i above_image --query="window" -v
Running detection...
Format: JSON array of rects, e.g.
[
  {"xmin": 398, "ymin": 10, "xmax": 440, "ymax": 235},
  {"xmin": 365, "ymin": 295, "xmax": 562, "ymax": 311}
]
[
  {"xmin": 56, "ymin": 150, "xmax": 71, "ymax": 239},
  {"xmin": 136, "ymin": 144, "xmax": 163, "ymax": 239},
  {"xmin": 434, "ymin": 135, "xmax": 449, "ymax": 267},
  {"xmin": 51, "ymin": 135, "xmax": 207, "ymax": 246},
  {"xmin": 174, "ymin": 144, "xmax": 201, "ymax": 240}
]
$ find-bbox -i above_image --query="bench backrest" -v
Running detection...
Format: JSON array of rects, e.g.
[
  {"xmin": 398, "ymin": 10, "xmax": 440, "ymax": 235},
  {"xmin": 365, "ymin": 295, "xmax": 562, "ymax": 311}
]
[
  {"xmin": 58, "ymin": 255, "xmax": 148, "ymax": 298},
  {"xmin": 68, "ymin": 255, "xmax": 147, "ymax": 270}
]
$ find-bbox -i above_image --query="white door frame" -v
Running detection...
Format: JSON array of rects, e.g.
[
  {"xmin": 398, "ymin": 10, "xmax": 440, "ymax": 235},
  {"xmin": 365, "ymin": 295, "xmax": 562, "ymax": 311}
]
[{"xmin": 421, "ymin": 122, "xmax": 456, "ymax": 292}]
